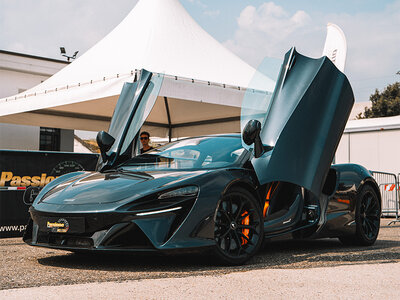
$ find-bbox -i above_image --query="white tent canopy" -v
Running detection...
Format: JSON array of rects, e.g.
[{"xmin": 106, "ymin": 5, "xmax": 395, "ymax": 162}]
[{"xmin": 0, "ymin": 0, "xmax": 274, "ymax": 137}]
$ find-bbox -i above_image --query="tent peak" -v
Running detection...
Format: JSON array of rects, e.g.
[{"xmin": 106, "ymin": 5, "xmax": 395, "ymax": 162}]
[{"xmin": 0, "ymin": 0, "xmax": 275, "ymax": 124}]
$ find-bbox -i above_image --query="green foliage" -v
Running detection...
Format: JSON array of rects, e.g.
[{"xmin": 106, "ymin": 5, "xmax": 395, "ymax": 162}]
[{"xmin": 358, "ymin": 82, "xmax": 400, "ymax": 119}]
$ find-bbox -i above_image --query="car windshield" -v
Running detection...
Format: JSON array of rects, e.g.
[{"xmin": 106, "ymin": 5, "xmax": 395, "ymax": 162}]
[{"xmin": 119, "ymin": 136, "xmax": 246, "ymax": 171}]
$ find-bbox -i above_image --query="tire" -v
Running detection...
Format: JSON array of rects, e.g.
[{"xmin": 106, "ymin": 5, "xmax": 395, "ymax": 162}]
[
  {"xmin": 339, "ymin": 185, "xmax": 380, "ymax": 246},
  {"xmin": 213, "ymin": 187, "xmax": 264, "ymax": 265}
]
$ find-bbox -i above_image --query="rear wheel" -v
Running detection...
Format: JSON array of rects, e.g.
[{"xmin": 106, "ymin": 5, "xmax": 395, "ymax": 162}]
[
  {"xmin": 214, "ymin": 187, "xmax": 264, "ymax": 265},
  {"xmin": 339, "ymin": 185, "xmax": 380, "ymax": 246}
]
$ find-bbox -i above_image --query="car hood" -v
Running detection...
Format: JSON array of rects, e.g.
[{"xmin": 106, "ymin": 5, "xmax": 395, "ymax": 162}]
[{"xmin": 36, "ymin": 169, "xmax": 209, "ymax": 206}]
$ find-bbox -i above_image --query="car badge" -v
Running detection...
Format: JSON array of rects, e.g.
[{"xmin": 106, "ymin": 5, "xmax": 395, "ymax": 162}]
[{"xmin": 47, "ymin": 218, "xmax": 69, "ymax": 233}]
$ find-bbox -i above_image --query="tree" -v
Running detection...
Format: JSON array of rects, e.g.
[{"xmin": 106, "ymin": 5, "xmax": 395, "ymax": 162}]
[{"xmin": 358, "ymin": 81, "xmax": 400, "ymax": 119}]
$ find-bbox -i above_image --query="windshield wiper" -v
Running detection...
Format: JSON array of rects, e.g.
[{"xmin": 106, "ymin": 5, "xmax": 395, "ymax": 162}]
[{"xmin": 115, "ymin": 167, "xmax": 154, "ymax": 179}]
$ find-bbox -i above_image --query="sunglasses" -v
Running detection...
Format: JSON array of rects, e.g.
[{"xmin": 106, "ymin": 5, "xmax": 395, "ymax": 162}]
[{"xmin": 140, "ymin": 137, "xmax": 149, "ymax": 140}]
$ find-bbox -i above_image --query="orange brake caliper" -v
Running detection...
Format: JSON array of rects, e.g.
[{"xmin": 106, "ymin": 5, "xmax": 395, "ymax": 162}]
[
  {"xmin": 241, "ymin": 211, "xmax": 250, "ymax": 245},
  {"xmin": 263, "ymin": 182, "xmax": 279, "ymax": 217}
]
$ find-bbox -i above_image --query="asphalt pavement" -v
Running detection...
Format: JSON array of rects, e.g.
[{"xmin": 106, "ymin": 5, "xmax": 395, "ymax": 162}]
[{"xmin": 1, "ymin": 219, "xmax": 399, "ymax": 298}]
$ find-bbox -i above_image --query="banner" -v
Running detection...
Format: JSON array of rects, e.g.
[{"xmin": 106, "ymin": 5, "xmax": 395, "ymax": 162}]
[{"xmin": 0, "ymin": 150, "xmax": 99, "ymax": 238}]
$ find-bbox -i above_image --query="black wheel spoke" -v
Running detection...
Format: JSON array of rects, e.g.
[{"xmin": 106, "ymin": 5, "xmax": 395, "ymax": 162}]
[
  {"xmin": 366, "ymin": 210, "xmax": 379, "ymax": 218},
  {"xmin": 227, "ymin": 197, "xmax": 233, "ymax": 215},
  {"xmin": 238, "ymin": 231, "xmax": 254, "ymax": 245},
  {"xmin": 225, "ymin": 233, "xmax": 232, "ymax": 251},
  {"xmin": 364, "ymin": 218, "xmax": 373, "ymax": 235},
  {"xmin": 369, "ymin": 219, "xmax": 378, "ymax": 232},
  {"xmin": 360, "ymin": 202, "xmax": 366, "ymax": 214},
  {"xmin": 366, "ymin": 217, "xmax": 378, "ymax": 232},
  {"xmin": 232, "ymin": 230, "xmax": 243, "ymax": 249},
  {"xmin": 362, "ymin": 218, "xmax": 367, "ymax": 231},
  {"xmin": 234, "ymin": 200, "xmax": 245, "ymax": 223},
  {"xmin": 237, "ymin": 224, "xmax": 258, "ymax": 232},
  {"xmin": 218, "ymin": 208, "xmax": 231, "ymax": 223},
  {"xmin": 364, "ymin": 195, "xmax": 372, "ymax": 212},
  {"xmin": 218, "ymin": 228, "xmax": 230, "ymax": 239},
  {"xmin": 222, "ymin": 237, "xmax": 228, "ymax": 251},
  {"xmin": 218, "ymin": 236, "xmax": 224, "ymax": 249},
  {"xmin": 366, "ymin": 201, "xmax": 378, "ymax": 215}
]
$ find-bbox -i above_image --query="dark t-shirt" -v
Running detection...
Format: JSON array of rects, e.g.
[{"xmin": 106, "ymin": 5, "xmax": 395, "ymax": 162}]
[{"xmin": 140, "ymin": 147, "xmax": 154, "ymax": 154}]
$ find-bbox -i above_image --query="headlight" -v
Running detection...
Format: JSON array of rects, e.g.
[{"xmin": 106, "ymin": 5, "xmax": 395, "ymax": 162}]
[{"xmin": 158, "ymin": 186, "xmax": 199, "ymax": 200}]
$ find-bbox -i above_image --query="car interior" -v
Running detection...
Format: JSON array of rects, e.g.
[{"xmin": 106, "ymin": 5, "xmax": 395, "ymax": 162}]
[{"xmin": 263, "ymin": 181, "xmax": 305, "ymax": 233}]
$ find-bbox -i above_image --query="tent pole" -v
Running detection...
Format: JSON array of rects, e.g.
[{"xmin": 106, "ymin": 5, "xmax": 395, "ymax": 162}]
[{"xmin": 164, "ymin": 97, "xmax": 172, "ymax": 142}]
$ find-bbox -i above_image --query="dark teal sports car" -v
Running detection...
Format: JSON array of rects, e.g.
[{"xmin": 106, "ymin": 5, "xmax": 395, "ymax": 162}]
[{"xmin": 24, "ymin": 49, "xmax": 381, "ymax": 264}]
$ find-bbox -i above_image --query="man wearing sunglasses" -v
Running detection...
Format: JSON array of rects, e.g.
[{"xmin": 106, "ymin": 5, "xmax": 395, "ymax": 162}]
[{"xmin": 140, "ymin": 131, "xmax": 154, "ymax": 154}]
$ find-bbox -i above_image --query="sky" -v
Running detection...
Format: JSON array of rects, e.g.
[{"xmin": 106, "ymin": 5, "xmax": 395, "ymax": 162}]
[{"xmin": 0, "ymin": 0, "xmax": 399, "ymax": 105}]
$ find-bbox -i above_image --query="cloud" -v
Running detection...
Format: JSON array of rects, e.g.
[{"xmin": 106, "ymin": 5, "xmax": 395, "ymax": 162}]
[
  {"xmin": 185, "ymin": 0, "xmax": 218, "ymax": 17},
  {"xmin": 237, "ymin": 3, "xmax": 310, "ymax": 38},
  {"xmin": 224, "ymin": 2, "xmax": 314, "ymax": 66},
  {"xmin": 224, "ymin": 1, "xmax": 400, "ymax": 101},
  {"xmin": 185, "ymin": 0, "xmax": 207, "ymax": 9},
  {"xmin": 203, "ymin": 10, "xmax": 220, "ymax": 17}
]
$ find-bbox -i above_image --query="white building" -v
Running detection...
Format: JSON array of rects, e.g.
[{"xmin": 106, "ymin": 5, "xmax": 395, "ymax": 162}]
[
  {"xmin": 336, "ymin": 115, "xmax": 400, "ymax": 174},
  {"xmin": 0, "ymin": 50, "xmax": 75, "ymax": 151}
]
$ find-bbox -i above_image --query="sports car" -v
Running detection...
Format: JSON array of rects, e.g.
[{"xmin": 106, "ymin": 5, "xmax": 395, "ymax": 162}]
[{"xmin": 23, "ymin": 48, "xmax": 381, "ymax": 265}]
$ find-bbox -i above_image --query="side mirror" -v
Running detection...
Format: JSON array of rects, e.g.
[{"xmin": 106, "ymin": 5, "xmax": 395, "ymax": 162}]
[
  {"xmin": 23, "ymin": 186, "xmax": 41, "ymax": 206},
  {"xmin": 96, "ymin": 131, "xmax": 115, "ymax": 161},
  {"xmin": 243, "ymin": 120, "xmax": 264, "ymax": 158}
]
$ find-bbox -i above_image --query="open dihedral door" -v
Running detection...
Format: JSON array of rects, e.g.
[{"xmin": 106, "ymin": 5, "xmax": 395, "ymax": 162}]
[
  {"xmin": 97, "ymin": 70, "xmax": 164, "ymax": 170},
  {"xmin": 241, "ymin": 47, "xmax": 354, "ymax": 199}
]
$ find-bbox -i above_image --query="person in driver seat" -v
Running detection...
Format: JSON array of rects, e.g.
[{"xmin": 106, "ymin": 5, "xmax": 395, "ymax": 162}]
[{"xmin": 140, "ymin": 131, "xmax": 154, "ymax": 154}]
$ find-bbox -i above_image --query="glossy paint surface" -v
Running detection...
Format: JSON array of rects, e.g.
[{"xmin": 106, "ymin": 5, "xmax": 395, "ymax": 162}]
[{"xmin": 248, "ymin": 48, "xmax": 354, "ymax": 197}]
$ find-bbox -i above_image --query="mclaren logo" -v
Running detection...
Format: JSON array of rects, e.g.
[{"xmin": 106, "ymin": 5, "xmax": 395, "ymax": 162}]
[{"xmin": 47, "ymin": 218, "xmax": 69, "ymax": 233}]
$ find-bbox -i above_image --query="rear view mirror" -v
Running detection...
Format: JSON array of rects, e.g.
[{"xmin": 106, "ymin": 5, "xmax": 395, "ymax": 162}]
[
  {"xmin": 243, "ymin": 120, "xmax": 264, "ymax": 158},
  {"xmin": 96, "ymin": 131, "xmax": 115, "ymax": 161},
  {"xmin": 23, "ymin": 186, "xmax": 41, "ymax": 206}
]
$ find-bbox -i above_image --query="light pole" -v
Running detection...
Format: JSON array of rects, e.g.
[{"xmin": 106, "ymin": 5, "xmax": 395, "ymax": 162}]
[{"xmin": 60, "ymin": 47, "xmax": 79, "ymax": 62}]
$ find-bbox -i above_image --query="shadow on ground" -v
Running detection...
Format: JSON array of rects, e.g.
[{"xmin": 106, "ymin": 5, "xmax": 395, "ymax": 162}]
[{"xmin": 37, "ymin": 237, "xmax": 400, "ymax": 273}]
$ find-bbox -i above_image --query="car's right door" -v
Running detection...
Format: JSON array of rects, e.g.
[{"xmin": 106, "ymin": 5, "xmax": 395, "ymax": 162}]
[{"xmin": 241, "ymin": 47, "xmax": 354, "ymax": 199}]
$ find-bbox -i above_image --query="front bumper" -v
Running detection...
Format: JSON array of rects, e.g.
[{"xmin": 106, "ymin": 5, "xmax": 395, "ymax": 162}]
[
  {"xmin": 24, "ymin": 202, "xmax": 215, "ymax": 252},
  {"xmin": 24, "ymin": 216, "xmax": 155, "ymax": 251}
]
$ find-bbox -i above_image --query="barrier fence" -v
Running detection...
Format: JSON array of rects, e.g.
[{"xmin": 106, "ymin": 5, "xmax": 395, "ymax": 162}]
[{"xmin": 371, "ymin": 171, "xmax": 400, "ymax": 225}]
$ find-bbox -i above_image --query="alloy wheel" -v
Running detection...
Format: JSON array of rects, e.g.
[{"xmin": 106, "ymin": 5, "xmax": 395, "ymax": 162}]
[
  {"xmin": 359, "ymin": 189, "xmax": 380, "ymax": 240},
  {"xmin": 214, "ymin": 188, "xmax": 263, "ymax": 264}
]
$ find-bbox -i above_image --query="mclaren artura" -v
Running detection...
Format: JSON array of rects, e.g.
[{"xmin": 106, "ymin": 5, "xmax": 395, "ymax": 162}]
[{"xmin": 24, "ymin": 48, "xmax": 381, "ymax": 264}]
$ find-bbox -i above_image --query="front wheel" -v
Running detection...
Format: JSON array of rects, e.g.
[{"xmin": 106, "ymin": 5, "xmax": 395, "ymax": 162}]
[
  {"xmin": 339, "ymin": 185, "xmax": 381, "ymax": 246},
  {"xmin": 214, "ymin": 187, "xmax": 264, "ymax": 265}
]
